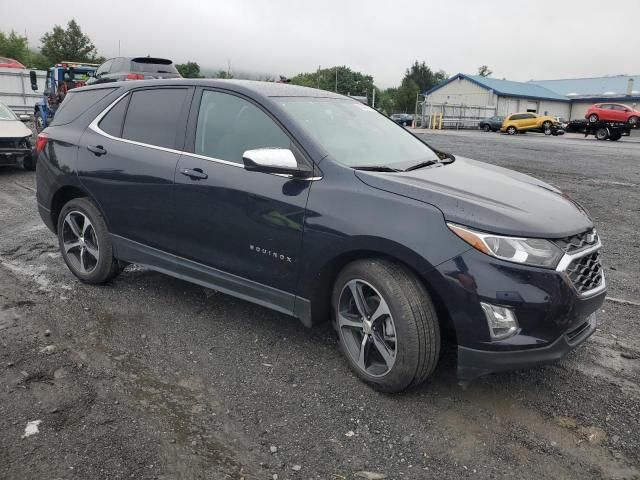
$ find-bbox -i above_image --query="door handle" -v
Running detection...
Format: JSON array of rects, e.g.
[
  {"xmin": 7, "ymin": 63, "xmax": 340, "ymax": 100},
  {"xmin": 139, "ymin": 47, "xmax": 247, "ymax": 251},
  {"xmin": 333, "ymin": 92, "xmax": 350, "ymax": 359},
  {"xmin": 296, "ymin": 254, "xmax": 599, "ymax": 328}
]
[
  {"xmin": 87, "ymin": 145, "xmax": 107, "ymax": 156},
  {"xmin": 180, "ymin": 168, "xmax": 208, "ymax": 180}
]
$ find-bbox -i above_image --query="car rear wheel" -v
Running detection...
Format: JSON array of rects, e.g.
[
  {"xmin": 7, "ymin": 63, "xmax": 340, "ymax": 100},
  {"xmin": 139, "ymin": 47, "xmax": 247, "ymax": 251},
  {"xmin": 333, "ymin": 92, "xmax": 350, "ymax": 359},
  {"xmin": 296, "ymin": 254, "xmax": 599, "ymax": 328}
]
[
  {"xmin": 588, "ymin": 114, "xmax": 599, "ymax": 123},
  {"xmin": 506, "ymin": 126, "xmax": 517, "ymax": 135},
  {"xmin": 595, "ymin": 127, "xmax": 609, "ymax": 141},
  {"xmin": 542, "ymin": 120, "xmax": 553, "ymax": 130},
  {"xmin": 332, "ymin": 259, "xmax": 440, "ymax": 393},
  {"xmin": 629, "ymin": 116, "xmax": 638, "ymax": 126},
  {"xmin": 482, "ymin": 124, "xmax": 491, "ymax": 132},
  {"xmin": 57, "ymin": 197, "xmax": 124, "ymax": 284}
]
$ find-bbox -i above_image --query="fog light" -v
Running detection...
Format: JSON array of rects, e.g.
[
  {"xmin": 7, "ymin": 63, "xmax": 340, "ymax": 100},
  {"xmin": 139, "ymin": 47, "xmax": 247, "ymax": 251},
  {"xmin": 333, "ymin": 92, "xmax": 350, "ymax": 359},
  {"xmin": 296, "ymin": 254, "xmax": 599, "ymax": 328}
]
[{"xmin": 480, "ymin": 302, "xmax": 519, "ymax": 339}]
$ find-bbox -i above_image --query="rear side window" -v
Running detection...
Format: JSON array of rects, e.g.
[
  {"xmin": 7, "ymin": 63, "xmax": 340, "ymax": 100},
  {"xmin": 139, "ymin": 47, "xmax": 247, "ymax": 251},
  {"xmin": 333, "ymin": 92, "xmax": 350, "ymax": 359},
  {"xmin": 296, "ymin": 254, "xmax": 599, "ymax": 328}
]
[
  {"xmin": 96, "ymin": 59, "xmax": 113, "ymax": 76},
  {"xmin": 195, "ymin": 90, "xmax": 290, "ymax": 163},
  {"xmin": 50, "ymin": 88, "xmax": 116, "ymax": 126},
  {"xmin": 122, "ymin": 88, "xmax": 188, "ymax": 149},
  {"xmin": 98, "ymin": 95, "xmax": 129, "ymax": 137}
]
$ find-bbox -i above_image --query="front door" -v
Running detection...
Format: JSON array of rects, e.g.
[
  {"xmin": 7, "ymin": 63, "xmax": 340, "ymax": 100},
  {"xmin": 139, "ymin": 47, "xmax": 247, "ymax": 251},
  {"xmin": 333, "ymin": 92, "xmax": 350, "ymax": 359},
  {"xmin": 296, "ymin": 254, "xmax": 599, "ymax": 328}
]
[
  {"xmin": 78, "ymin": 86, "xmax": 192, "ymax": 252},
  {"xmin": 172, "ymin": 89, "xmax": 313, "ymax": 298}
]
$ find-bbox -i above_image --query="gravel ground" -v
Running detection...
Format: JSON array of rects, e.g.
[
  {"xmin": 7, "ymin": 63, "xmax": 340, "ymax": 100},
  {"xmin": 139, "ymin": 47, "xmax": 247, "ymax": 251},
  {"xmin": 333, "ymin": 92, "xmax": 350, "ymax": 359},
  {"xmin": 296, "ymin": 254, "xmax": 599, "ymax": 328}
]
[{"xmin": 0, "ymin": 129, "xmax": 639, "ymax": 480}]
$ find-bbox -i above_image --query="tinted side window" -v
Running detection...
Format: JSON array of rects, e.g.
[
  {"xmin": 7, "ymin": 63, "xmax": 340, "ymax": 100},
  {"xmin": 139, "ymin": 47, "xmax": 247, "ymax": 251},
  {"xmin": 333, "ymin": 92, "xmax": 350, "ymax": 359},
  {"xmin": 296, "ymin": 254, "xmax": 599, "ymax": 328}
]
[
  {"xmin": 510, "ymin": 114, "xmax": 523, "ymax": 120},
  {"xmin": 122, "ymin": 88, "xmax": 188, "ymax": 149},
  {"xmin": 98, "ymin": 95, "xmax": 129, "ymax": 137},
  {"xmin": 195, "ymin": 90, "xmax": 290, "ymax": 163},
  {"xmin": 97, "ymin": 59, "xmax": 113, "ymax": 75},
  {"xmin": 50, "ymin": 88, "xmax": 116, "ymax": 126}
]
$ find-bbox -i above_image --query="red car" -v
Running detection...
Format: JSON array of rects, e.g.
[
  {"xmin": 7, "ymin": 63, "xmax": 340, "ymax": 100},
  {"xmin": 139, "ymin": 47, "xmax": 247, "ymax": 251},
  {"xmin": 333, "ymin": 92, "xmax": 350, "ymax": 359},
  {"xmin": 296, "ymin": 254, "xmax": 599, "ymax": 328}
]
[
  {"xmin": 585, "ymin": 103, "xmax": 640, "ymax": 125},
  {"xmin": 0, "ymin": 57, "xmax": 26, "ymax": 69}
]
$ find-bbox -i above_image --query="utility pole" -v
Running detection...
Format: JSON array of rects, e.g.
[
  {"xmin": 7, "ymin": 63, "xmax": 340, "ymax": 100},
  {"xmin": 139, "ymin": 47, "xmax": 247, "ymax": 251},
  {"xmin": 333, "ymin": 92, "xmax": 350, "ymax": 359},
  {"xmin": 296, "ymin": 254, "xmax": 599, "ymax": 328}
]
[
  {"xmin": 118, "ymin": 40, "xmax": 121, "ymax": 56},
  {"xmin": 372, "ymin": 88, "xmax": 376, "ymax": 108},
  {"xmin": 317, "ymin": 65, "xmax": 320, "ymax": 89},
  {"xmin": 335, "ymin": 67, "xmax": 338, "ymax": 93}
]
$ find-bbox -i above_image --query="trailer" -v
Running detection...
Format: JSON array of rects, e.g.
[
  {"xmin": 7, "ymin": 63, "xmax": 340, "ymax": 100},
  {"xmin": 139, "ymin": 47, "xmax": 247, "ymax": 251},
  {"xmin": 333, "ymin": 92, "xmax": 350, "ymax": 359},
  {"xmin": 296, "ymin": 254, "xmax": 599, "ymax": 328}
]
[{"xmin": 582, "ymin": 121, "xmax": 631, "ymax": 141}]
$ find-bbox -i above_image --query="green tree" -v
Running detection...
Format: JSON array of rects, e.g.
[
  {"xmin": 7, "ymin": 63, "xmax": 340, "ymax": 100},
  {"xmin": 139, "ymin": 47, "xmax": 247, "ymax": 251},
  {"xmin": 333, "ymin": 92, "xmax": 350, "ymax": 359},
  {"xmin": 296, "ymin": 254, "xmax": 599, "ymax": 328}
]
[
  {"xmin": 40, "ymin": 19, "xmax": 102, "ymax": 64},
  {"xmin": 478, "ymin": 65, "xmax": 492, "ymax": 77},
  {"xmin": 290, "ymin": 66, "xmax": 374, "ymax": 98},
  {"xmin": 394, "ymin": 78, "xmax": 420, "ymax": 114},
  {"xmin": 403, "ymin": 61, "xmax": 447, "ymax": 93},
  {"xmin": 176, "ymin": 61, "xmax": 203, "ymax": 78},
  {"xmin": 376, "ymin": 87, "xmax": 397, "ymax": 114},
  {"xmin": 0, "ymin": 31, "xmax": 31, "ymax": 65},
  {"xmin": 216, "ymin": 70, "xmax": 233, "ymax": 79}
]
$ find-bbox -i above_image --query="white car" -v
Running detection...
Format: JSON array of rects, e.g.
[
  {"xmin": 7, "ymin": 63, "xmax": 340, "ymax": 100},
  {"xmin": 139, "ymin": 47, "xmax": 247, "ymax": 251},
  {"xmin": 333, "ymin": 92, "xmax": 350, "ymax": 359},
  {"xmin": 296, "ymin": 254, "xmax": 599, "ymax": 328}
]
[{"xmin": 0, "ymin": 102, "xmax": 35, "ymax": 170}]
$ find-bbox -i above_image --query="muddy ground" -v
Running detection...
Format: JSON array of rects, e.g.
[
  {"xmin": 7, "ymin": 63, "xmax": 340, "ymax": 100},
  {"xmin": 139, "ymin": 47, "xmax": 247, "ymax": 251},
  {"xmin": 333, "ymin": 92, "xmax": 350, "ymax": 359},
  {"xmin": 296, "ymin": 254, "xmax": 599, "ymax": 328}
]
[{"xmin": 1, "ymin": 130, "xmax": 639, "ymax": 479}]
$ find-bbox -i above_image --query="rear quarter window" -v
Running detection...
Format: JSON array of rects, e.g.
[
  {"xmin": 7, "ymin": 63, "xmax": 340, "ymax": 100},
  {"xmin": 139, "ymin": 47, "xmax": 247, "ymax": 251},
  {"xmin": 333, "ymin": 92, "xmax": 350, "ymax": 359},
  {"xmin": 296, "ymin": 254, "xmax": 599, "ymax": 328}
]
[{"xmin": 50, "ymin": 88, "xmax": 116, "ymax": 126}]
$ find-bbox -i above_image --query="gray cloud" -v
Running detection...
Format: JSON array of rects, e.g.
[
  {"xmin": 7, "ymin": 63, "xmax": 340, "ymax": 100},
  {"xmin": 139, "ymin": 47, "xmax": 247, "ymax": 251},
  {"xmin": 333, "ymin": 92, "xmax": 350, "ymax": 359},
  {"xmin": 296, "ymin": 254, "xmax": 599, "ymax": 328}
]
[{"xmin": 1, "ymin": 0, "xmax": 638, "ymax": 87}]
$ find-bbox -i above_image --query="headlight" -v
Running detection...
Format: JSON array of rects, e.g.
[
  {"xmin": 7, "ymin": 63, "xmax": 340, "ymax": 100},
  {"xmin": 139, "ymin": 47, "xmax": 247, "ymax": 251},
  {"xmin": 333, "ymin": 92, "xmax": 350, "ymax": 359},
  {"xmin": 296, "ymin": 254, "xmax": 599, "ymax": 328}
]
[{"xmin": 447, "ymin": 223, "xmax": 563, "ymax": 268}]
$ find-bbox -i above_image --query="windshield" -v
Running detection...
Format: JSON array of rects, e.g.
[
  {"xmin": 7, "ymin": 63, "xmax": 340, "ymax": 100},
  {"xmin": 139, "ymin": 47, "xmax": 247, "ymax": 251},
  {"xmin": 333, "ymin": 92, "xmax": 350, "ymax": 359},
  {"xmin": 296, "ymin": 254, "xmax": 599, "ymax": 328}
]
[
  {"xmin": 0, "ymin": 103, "xmax": 18, "ymax": 121},
  {"xmin": 277, "ymin": 97, "xmax": 439, "ymax": 169}
]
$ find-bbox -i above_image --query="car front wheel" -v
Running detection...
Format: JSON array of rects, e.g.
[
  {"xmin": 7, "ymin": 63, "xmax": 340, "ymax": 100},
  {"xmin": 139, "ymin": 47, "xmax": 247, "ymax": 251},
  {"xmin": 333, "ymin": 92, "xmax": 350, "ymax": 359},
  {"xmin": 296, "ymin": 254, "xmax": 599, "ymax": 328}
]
[
  {"xmin": 482, "ymin": 124, "xmax": 491, "ymax": 132},
  {"xmin": 57, "ymin": 197, "xmax": 124, "ymax": 284},
  {"xmin": 332, "ymin": 259, "xmax": 440, "ymax": 393}
]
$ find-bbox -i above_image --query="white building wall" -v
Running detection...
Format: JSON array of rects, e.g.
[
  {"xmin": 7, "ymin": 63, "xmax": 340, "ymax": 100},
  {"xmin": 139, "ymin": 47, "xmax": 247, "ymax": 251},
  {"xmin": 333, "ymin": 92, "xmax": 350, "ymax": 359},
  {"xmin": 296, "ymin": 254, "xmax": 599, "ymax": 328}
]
[
  {"xmin": 426, "ymin": 77, "xmax": 496, "ymax": 107},
  {"xmin": 537, "ymin": 100, "xmax": 571, "ymax": 119}
]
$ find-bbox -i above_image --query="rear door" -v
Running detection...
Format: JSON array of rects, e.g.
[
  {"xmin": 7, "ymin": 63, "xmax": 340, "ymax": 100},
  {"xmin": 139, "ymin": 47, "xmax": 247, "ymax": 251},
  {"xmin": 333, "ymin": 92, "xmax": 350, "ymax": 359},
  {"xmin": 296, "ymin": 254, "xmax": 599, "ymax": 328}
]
[
  {"xmin": 172, "ymin": 88, "xmax": 314, "ymax": 298},
  {"xmin": 77, "ymin": 86, "xmax": 193, "ymax": 252}
]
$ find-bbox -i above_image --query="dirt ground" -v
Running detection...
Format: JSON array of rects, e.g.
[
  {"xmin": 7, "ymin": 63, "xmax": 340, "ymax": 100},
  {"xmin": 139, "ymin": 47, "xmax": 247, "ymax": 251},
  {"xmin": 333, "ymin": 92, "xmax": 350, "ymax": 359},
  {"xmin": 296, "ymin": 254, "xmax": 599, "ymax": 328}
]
[{"xmin": 1, "ymin": 129, "xmax": 639, "ymax": 479}]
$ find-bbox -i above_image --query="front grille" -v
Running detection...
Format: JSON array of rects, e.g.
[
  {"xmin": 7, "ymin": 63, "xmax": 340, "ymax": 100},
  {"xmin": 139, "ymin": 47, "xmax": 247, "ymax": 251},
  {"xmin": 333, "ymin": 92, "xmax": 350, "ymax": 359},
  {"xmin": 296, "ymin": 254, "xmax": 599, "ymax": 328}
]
[
  {"xmin": 554, "ymin": 229, "xmax": 598, "ymax": 254},
  {"xmin": 0, "ymin": 138, "xmax": 19, "ymax": 148},
  {"xmin": 566, "ymin": 251, "xmax": 603, "ymax": 293}
]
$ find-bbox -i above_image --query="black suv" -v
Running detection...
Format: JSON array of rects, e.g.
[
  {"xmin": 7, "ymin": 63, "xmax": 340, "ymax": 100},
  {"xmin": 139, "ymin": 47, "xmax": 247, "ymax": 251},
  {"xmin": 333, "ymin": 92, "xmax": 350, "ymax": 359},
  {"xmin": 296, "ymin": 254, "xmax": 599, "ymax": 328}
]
[
  {"xmin": 35, "ymin": 80, "xmax": 606, "ymax": 392},
  {"xmin": 87, "ymin": 57, "xmax": 181, "ymax": 84}
]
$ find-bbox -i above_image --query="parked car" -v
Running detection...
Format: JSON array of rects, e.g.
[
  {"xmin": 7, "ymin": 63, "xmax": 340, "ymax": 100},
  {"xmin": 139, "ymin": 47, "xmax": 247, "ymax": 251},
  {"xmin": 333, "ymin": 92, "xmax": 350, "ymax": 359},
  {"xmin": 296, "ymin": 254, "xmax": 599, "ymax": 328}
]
[
  {"xmin": 87, "ymin": 57, "xmax": 182, "ymax": 85},
  {"xmin": 36, "ymin": 80, "xmax": 605, "ymax": 392},
  {"xmin": 500, "ymin": 112, "xmax": 559, "ymax": 135},
  {"xmin": 585, "ymin": 103, "xmax": 640, "ymax": 125},
  {"xmin": 390, "ymin": 113, "xmax": 413, "ymax": 126},
  {"xmin": 0, "ymin": 57, "xmax": 26, "ymax": 69},
  {"xmin": 0, "ymin": 102, "xmax": 35, "ymax": 170},
  {"xmin": 478, "ymin": 116, "xmax": 504, "ymax": 132}
]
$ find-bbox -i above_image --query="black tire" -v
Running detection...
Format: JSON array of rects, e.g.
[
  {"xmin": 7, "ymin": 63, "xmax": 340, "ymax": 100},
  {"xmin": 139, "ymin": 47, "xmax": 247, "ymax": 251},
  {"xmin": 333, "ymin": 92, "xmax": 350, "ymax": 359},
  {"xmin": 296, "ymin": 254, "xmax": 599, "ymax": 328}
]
[
  {"xmin": 628, "ymin": 116, "xmax": 638, "ymax": 126},
  {"xmin": 482, "ymin": 124, "xmax": 491, "ymax": 132},
  {"xmin": 506, "ymin": 126, "xmax": 517, "ymax": 135},
  {"xmin": 544, "ymin": 128, "xmax": 552, "ymax": 136},
  {"xmin": 595, "ymin": 127, "xmax": 609, "ymax": 141},
  {"xmin": 332, "ymin": 259, "xmax": 440, "ymax": 393},
  {"xmin": 542, "ymin": 120, "xmax": 553, "ymax": 130},
  {"xmin": 588, "ymin": 114, "xmax": 598, "ymax": 123},
  {"xmin": 22, "ymin": 150, "xmax": 36, "ymax": 171},
  {"xmin": 609, "ymin": 133, "xmax": 621, "ymax": 141},
  {"xmin": 57, "ymin": 197, "xmax": 123, "ymax": 284}
]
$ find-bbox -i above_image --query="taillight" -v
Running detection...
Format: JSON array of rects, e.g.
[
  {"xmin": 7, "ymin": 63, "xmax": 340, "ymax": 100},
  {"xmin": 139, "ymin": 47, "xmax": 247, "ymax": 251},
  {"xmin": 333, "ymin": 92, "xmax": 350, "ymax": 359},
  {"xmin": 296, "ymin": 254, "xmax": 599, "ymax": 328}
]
[
  {"xmin": 35, "ymin": 133, "xmax": 48, "ymax": 155},
  {"xmin": 125, "ymin": 73, "xmax": 145, "ymax": 80}
]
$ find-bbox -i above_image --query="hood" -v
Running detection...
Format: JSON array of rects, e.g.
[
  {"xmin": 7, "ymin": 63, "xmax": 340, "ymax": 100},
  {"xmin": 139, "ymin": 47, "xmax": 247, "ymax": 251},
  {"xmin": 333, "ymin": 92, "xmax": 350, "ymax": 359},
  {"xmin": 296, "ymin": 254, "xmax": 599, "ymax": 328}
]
[
  {"xmin": 354, "ymin": 156, "xmax": 592, "ymax": 238},
  {"xmin": 0, "ymin": 120, "xmax": 32, "ymax": 139}
]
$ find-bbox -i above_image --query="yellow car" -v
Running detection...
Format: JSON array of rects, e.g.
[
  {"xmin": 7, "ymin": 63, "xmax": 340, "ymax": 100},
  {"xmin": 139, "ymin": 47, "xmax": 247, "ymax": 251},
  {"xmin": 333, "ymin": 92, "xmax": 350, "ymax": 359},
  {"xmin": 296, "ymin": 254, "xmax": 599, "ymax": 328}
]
[{"xmin": 500, "ymin": 113, "xmax": 557, "ymax": 135}]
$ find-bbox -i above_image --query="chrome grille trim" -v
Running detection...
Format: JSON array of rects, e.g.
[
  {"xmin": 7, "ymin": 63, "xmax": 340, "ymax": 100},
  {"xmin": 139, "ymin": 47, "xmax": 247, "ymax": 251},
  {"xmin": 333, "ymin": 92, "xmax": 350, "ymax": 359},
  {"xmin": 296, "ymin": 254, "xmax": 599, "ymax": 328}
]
[{"xmin": 555, "ymin": 241, "xmax": 606, "ymax": 297}]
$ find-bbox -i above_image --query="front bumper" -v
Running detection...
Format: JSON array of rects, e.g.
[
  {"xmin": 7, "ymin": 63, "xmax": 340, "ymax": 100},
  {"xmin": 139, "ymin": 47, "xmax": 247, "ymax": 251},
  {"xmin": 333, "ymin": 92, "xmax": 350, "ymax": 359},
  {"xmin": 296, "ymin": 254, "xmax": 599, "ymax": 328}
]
[
  {"xmin": 457, "ymin": 312, "xmax": 596, "ymax": 382},
  {"xmin": 0, "ymin": 147, "xmax": 31, "ymax": 165},
  {"xmin": 427, "ymin": 245, "xmax": 606, "ymax": 381}
]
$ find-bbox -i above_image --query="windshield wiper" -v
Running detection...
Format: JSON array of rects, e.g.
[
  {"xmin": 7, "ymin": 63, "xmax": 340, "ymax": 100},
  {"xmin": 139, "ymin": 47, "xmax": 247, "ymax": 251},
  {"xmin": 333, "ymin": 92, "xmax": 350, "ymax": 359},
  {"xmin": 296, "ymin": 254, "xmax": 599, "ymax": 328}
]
[
  {"xmin": 404, "ymin": 160, "xmax": 439, "ymax": 171},
  {"xmin": 353, "ymin": 165, "xmax": 402, "ymax": 172}
]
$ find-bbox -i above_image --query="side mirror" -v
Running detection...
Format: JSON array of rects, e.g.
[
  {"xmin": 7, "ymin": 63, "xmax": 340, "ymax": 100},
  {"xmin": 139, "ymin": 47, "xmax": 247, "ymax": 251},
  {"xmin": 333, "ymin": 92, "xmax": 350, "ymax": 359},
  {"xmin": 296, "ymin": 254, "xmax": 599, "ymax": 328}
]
[
  {"xmin": 19, "ymin": 114, "xmax": 30, "ymax": 122},
  {"xmin": 242, "ymin": 148, "xmax": 311, "ymax": 177},
  {"xmin": 29, "ymin": 70, "xmax": 38, "ymax": 91}
]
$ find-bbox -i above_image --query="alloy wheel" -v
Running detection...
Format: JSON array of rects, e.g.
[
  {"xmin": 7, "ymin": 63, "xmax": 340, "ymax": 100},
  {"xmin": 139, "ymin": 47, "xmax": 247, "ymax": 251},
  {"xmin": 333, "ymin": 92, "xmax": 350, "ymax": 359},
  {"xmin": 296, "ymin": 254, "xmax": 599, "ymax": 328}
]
[
  {"xmin": 337, "ymin": 279, "xmax": 397, "ymax": 377},
  {"xmin": 62, "ymin": 211, "xmax": 100, "ymax": 274}
]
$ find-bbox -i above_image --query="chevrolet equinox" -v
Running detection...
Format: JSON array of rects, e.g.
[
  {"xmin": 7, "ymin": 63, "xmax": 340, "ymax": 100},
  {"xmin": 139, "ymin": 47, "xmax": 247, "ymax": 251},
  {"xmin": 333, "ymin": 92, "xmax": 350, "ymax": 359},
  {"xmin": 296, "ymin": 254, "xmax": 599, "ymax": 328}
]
[{"xmin": 35, "ymin": 80, "xmax": 606, "ymax": 392}]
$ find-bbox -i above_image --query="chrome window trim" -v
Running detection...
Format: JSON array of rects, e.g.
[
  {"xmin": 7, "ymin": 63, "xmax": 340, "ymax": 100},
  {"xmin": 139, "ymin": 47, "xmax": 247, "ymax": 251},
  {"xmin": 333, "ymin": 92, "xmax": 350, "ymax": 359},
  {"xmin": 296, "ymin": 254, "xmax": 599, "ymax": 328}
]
[
  {"xmin": 88, "ymin": 90, "xmax": 322, "ymax": 179},
  {"xmin": 555, "ymin": 241, "xmax": 606, "ymax": 298}
]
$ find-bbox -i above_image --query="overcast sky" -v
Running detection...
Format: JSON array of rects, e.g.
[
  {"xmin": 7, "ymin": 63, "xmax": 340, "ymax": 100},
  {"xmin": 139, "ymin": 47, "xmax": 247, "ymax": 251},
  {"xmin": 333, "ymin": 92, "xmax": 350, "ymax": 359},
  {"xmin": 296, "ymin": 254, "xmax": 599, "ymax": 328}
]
[{"xmin": 1, "ymin": 0, "xmax": 638, "ymax": 88}]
